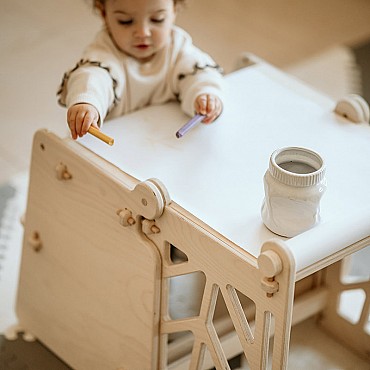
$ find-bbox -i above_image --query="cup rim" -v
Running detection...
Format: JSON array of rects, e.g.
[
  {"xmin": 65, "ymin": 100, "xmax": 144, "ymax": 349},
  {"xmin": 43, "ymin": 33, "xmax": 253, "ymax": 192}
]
[{"xmin": 269, "ymin": 146, "xmax": 326, "ymax": 187}]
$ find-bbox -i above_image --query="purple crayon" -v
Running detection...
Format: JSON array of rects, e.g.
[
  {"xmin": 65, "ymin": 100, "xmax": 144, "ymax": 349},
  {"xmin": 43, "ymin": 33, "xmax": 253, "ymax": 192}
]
[{"xmin": 176, "ymin": 114, "xmax": 205, "ymax": 138}]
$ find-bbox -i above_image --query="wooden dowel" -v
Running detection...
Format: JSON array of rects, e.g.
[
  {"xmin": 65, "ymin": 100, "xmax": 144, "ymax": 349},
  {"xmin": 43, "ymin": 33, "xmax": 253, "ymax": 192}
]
[{"xmin": 88, "ymin": 126, "xmax": 114, "ymax": 146}]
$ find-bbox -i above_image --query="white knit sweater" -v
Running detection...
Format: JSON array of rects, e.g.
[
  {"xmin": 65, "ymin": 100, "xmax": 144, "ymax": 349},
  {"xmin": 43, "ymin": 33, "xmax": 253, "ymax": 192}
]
[{"xmin": 57, "ymin": 26, "xmax": 224, "ymax": 125}]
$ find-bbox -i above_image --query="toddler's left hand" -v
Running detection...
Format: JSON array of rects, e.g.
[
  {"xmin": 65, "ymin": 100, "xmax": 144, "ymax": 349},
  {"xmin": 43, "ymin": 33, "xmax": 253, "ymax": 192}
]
[{"xmin": 195, "ymin": 94, "xmax": 223, "ymax": 124}]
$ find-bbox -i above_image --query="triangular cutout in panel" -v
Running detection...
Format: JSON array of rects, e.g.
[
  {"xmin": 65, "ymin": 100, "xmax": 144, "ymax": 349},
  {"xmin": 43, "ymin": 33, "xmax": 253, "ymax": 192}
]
[{"xmin": 169, "ymin": 243, "xmax": 188, "ymax": 264}]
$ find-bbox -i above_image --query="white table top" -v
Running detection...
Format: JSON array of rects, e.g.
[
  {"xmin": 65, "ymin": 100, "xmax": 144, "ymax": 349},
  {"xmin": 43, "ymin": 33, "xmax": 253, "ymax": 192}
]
[{"xmin": 79, "ymin": 64, "xmax": 370, "ymax": 260}]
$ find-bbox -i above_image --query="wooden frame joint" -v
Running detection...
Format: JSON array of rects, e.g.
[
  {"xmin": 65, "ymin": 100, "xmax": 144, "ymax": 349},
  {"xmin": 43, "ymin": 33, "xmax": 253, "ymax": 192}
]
[{"xmin": 130, "ymin": 178, "xmax": 171, "ymax": 220}]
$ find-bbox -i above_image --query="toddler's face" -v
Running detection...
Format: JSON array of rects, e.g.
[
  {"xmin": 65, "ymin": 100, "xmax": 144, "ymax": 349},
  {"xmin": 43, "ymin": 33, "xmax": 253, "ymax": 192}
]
[{"xmin": 103, "ymin": 0, "xmax": 176, "ymax": 62}]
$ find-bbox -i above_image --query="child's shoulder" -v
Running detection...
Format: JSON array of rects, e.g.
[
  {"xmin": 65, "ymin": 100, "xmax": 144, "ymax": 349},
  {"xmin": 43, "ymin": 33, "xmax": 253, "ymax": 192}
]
[
  {"xmin": 87, "ymin": 28, "xmax": 116, "ymax": 52},
  {"xmin": 83, "ymin": 28, "xmax": 124, "ymax": 61},
  {"xmin": 171, "ymin": 25, "xmax": 193, "ymax": 44}
]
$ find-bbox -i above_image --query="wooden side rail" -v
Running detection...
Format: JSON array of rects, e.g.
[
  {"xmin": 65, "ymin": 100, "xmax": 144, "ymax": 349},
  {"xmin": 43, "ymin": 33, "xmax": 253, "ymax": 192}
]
[{"xmin": 284, "ymin": 208, "xmax": 370, "ymax": 280}]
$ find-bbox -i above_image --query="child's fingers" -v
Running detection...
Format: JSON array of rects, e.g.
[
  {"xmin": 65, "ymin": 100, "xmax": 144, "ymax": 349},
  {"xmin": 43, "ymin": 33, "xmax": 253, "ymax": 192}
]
[
  {"xmin": 67, "ymin": 108, "xmax": 78, "ymax": 140},
  {"xmin": 203, "ymin": 96, "xmax": 223, "ymax": 124},
  {"xmin": 195, "ymin": 94, "xmax": 223, "ymax": 123},
  {"xmin": 75, "ymin": 110, "xmax": 87, "ymax": 137},
  {"xmin": 195, "ymin": 94, "xmax": 208, "ymax": 115},
  {"xmin": 206, "ymin": 95, "xmax": 215, "ymax": 114},
  {"xmin": 81, "ymin": 111, "xmax": 98, "ymax": 135},
  {"xmin": 67, "ymin": 104, "xmax": 100, "ymax": 140}
]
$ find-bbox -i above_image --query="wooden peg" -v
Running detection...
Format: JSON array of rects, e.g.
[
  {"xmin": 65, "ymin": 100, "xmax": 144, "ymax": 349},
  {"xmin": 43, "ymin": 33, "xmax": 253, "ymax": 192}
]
[
  {"xmin": 261, "ymin": 277, "xmax": 279, "ymax": 297},
  {"xmin": 55, "ymin": 163, "xmax": 72, "ymax": 181},
  {"xmin": 142, "ymin": 219, "xmax": 160, "ymax": 235},
  {"xmin": 117, "ymin": 209, "xmax": 136, "ymax": 227},
  {"xmin": 28, "ymin": 231, "xmax": 42, "ymax": 252},
  {"xmin": 258, "ymin": 250, "xmax": 283, "ymax": 297}
]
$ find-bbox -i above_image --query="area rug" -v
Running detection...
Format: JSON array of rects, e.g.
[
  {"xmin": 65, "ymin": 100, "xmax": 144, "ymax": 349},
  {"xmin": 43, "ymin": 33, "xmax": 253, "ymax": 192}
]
[{"xmin": 0, "ymin": 173, "xmax": 28, "ymax": 333}]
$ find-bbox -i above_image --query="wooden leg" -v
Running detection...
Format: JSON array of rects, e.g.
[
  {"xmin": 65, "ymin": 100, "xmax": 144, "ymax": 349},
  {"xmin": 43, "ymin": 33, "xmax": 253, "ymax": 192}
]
[{"xmin": 319, "ymin": 258, "xmax": 370, "ymax": 362}]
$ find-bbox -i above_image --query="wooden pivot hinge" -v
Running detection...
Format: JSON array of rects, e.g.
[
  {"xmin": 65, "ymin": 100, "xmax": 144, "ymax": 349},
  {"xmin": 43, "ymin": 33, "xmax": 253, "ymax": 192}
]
[
  {"xmin": 335, "ymin": 94, "xmax": 370, "ymax": 123},
  {"xmin": 258, "ymin": 250, "xmax": 282, "ymax": 297},
  {"xmin": 130, "ymin": 178, "xmax": 171, "ymax": 220},
  {"xmin": 55, "ymin": 162, "xmax": 72, "ymax": 181}
]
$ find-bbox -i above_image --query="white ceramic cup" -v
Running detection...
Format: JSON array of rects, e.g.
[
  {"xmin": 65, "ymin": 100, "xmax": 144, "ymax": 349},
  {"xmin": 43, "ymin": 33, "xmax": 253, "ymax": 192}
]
[{"xmin": 261, "ymin": 147, "xmax": 327, "ymax": 237}]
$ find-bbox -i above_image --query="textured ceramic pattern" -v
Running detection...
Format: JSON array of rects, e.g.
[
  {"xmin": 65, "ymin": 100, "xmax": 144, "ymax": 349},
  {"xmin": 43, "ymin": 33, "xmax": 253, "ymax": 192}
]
[{"xmin": 261, "ymin": 147, "xmax": 327, "ymax": 237}]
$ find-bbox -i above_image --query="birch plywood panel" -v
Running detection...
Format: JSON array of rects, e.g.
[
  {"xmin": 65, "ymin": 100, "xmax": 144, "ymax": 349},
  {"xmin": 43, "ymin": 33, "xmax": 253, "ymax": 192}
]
[
  {"xmin": 146, "ymin": 207, "xmax": 296, "ymax": 369},
  {"xmin": 16, "ymin": 131, "xmax": 161, "ymax": 370}
]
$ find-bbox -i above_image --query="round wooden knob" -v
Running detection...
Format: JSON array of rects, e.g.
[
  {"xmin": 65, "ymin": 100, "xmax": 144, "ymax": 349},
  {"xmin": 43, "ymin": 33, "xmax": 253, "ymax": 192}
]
[
  {"xmin": 258, "ymin": 250, "xmax": 282, "ymax": 277},
  {"xmin": 335, "ymin": 94, "xmax": 370, "ymax": 123}
]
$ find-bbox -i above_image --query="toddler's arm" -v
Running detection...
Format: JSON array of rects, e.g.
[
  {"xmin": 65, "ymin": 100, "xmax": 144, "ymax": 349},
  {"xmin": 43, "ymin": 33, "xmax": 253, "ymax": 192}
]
[
  {"xmin": 67, "ymin": 103, "xmax": 100, "ymax": 140},
  {"xmin": 194, "ymin": 94, "xmax": 222, "ymax": 124},
  {"xmin": 58, "ymin": 30, "xmax": 125, "ymax": 139},
  {"xmin": 170, "ymin": 28, "xmax": 224, "ymax": 123}
]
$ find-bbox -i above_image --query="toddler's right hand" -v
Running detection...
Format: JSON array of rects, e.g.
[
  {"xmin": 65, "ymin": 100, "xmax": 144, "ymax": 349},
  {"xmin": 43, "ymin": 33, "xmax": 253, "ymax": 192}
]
[{"xmin": 67, "ymin": 103, "xmax": 99, "ymax": 140}]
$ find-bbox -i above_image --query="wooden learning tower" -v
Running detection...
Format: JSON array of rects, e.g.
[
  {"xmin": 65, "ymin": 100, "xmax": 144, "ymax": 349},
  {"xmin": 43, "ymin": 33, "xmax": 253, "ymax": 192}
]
[{"xmin": 16, "ymin": 56, "xmax": 370, "ymax": 369}]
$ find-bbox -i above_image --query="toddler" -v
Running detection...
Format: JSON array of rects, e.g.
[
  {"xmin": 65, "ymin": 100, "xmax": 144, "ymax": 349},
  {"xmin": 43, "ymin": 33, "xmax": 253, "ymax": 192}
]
[{"xmin": 58, "ymin": 0, "xmax": 224, "ymax": 140}]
